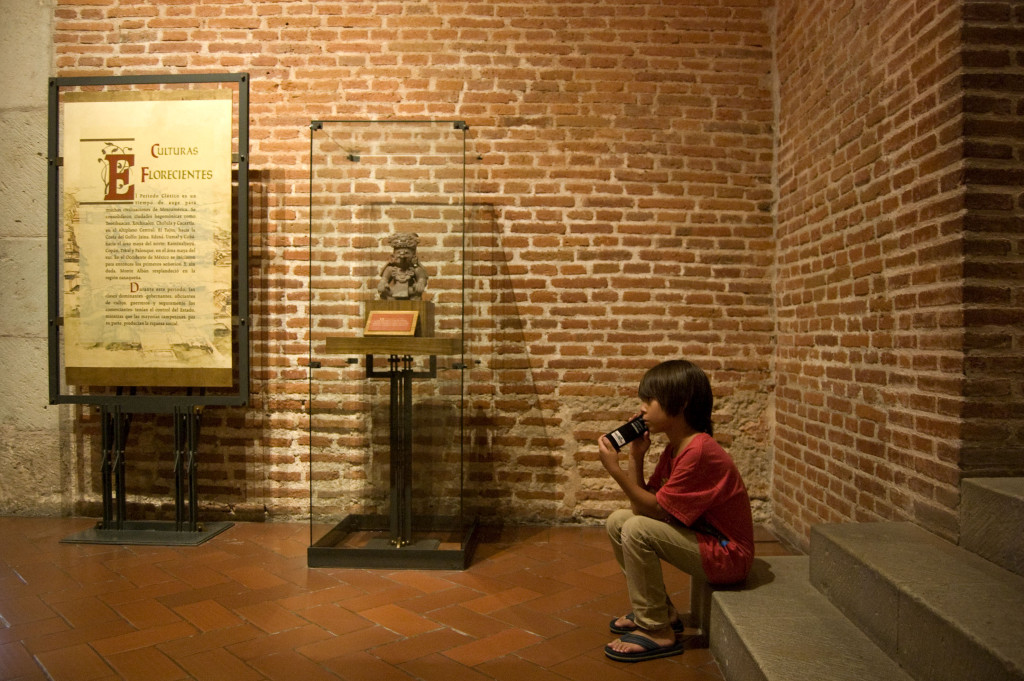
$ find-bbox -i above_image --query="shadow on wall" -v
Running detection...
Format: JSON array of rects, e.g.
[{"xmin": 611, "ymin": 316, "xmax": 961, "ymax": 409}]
[{"xmin": 464, "ymin": 203, "xmax": 565, "ymax": 523}]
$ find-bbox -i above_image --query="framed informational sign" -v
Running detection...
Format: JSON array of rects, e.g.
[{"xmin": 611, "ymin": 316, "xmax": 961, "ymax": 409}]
[
  {"xmin": 48, "ymin": 74, "xmax": 250, "ymax": 408},
  {"xmin": 62, "ymin": 90, "xmax": 233, "ymax": 387}
]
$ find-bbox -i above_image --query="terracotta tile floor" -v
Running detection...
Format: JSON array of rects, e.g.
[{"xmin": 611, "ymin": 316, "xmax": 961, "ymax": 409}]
[{"xmin": 0, "ymin": 517, "xmax": 794, "ymax": 681}]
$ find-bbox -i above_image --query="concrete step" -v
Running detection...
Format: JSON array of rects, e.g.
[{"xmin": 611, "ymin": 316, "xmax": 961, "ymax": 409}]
[
  {"xmin": 961, "ymin": 477, "xmax": 1024, "ymax": 577},
  {"xmin": 711, "ymin": 556, "xmax": 914, "ymax": 681},
  {"xmin": 810, "ymin": 522, "xmax": 1024, "ymax": 681}
]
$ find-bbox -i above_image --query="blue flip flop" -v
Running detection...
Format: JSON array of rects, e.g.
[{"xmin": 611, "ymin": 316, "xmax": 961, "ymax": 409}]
[
  {"xmin": 604, "ymin": 632, "xmax": 685, "ymax": 662},
  {"xmin": 609, "ymin": 612, "xmax": 685, "ymax": 635}
]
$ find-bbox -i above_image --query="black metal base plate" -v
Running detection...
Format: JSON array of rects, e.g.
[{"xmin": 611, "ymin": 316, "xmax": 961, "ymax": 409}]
[
  {"xmin": 308, "ymin": 515, "xmax": 479, "ymax": 570},
  {"xmin": 363, "ymin": 537, "xmax": 442, "ymax": 551},
  {"xmin": 60, "ymin": 520, "xmax": 234, "ymax": 546}
]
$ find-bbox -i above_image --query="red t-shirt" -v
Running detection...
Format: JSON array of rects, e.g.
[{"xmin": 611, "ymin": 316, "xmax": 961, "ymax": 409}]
[{"xmin": 649, "ymin": 433, "xmax": 754, "ymax": 585}]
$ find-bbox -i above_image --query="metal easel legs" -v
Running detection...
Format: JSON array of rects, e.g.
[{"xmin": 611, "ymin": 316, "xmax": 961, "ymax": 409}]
[
  {"xmin": 99, "ymin": 405, "xmax": 131, "ymax": 530},
  {"xmin": 173, "ymin": 405, "xmax": 202, "ymax": 532},
  {"xmin": 63, "ymin": 404, "xmax": 232, "ymax": 546}
]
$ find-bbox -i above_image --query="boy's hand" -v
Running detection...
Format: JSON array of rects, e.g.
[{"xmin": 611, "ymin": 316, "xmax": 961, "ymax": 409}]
[
  {"xmin": 627, "ymin": 430, "xmax": 651, "ymax": 462},
  {"xmin": 598, "ymin": 436, "xmax": 625, "ymax": 478},
  {"xmin": 599, "ymin": 432, "xmax": 663, "ymax": 518}
]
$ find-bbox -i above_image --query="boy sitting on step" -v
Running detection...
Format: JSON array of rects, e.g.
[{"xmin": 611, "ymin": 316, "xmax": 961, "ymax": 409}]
[{"xmin": 599, "ymin": 359, "xmax": 754, "ymax": 662}]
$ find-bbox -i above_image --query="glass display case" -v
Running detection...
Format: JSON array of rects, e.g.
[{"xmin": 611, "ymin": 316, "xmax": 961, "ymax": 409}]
[{"xmin": 307, "ymin": 120, "xmax": 477, "ymax": 568}]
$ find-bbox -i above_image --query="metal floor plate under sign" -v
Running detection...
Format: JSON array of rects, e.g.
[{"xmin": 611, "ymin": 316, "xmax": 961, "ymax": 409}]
[{"xmin": 61, "ymin": 520, "xmax": 234, "ymax": 546}]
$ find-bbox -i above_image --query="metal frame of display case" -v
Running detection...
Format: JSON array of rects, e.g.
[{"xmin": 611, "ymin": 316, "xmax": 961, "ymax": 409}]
[{"xmin": 307, "ymin": 120, "xmax": 478, "ymax": 569}]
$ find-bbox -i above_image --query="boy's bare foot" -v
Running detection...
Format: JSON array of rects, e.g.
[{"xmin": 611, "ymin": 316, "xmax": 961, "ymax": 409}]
[{"xmin": 604, "ymin": 625, "xmax": 684, "ymax": 662}]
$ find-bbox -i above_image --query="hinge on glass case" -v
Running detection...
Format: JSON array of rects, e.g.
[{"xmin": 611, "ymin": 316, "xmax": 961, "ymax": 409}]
[{"xmin": 308, "ymin": 361, "xmax": 321, "ymax": 369}]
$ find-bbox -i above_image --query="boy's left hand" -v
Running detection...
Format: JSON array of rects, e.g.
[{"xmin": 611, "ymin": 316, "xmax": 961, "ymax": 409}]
[{"xmin": 627, "ymin": 429, "xmax": 651, "ymax": 461}]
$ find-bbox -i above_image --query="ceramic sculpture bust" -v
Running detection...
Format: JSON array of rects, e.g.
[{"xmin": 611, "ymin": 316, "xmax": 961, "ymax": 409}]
[{"xmin": 377, "ymin": 232, "xmax": 428, "ymax": 300}]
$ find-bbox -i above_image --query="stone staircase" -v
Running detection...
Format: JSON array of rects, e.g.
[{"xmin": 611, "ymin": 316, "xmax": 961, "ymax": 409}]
[{"xmin": 711, "ymin": 477, "xmax": 1024, "ymax": 681}]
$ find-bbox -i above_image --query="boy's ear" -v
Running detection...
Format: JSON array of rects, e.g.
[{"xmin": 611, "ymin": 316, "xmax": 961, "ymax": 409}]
[{"xmin": 675, "ymin": 401, "xmax": 692, "ymax": 426}]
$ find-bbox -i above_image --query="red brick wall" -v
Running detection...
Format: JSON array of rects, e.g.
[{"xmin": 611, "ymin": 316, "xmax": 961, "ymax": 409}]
[
  {"xmin": 773, "ymin": 0, "xmax": 967, "ymax": 543},
  {"xmin": 60, "ymin": 0, "xmax": 1019, "ymax": 544},
  {"xmin": 961, "ymin": 0, "xmax": 1024, "ymax": 478},
  {"xmin": 56, "ymin": 1, "xmax": 777, "ymax": 524}
]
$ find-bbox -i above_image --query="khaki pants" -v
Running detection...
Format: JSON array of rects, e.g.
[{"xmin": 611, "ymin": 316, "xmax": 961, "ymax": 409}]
[{"xmin": 606, "ymin": 508, "xmax": 707, "ymax": 631}]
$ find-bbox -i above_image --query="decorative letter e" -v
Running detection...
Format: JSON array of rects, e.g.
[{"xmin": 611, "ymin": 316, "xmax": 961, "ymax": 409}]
[{"xmin": 105, "ymin": 154, "xmax": 135, "ymax": 201}]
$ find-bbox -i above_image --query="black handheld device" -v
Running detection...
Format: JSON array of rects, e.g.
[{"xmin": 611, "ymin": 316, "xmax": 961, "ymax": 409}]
[{"xmin": 604, "ymin": 416, "xmax": 647, "ymax": 451}]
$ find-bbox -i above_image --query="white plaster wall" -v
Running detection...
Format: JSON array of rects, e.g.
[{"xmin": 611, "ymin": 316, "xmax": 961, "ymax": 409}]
[{"xmin": 0, "ymin": 0, "xmax": 70, "ymax": 514}]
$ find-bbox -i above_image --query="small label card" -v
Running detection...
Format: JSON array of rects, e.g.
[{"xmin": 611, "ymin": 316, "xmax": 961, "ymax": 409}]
[{"xmin": 364, "ymin": 310, "xmax": 419, "ymax": 336}]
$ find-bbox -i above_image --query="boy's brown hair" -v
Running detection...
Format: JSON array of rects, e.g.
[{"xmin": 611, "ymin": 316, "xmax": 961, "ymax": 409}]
[{"xmin": 638, "ymin": 359, "xmax": 714, "ymax": 436}]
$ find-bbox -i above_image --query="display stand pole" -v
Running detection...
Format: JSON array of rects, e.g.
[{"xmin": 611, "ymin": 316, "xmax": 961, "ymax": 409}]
[
  {"xmin": 311, "ymin": 335, "xmax": 478, "ymax": 569},
  {"xmin": 388, "ymin": 355, "xmax": 415, "ymax": 547}
]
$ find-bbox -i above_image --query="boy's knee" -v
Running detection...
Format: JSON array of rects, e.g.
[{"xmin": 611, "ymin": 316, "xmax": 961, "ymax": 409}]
[
  {"xmin": 619, "ymin": 514, "xmax": 653, "ymax": 545},
  {"xmin": 614, "ymin": 512, "xmax": 663, "ymax": 548},
  {"xmin": 606, "ymin": 508, "xmax": 633, "ymax": 537}
]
